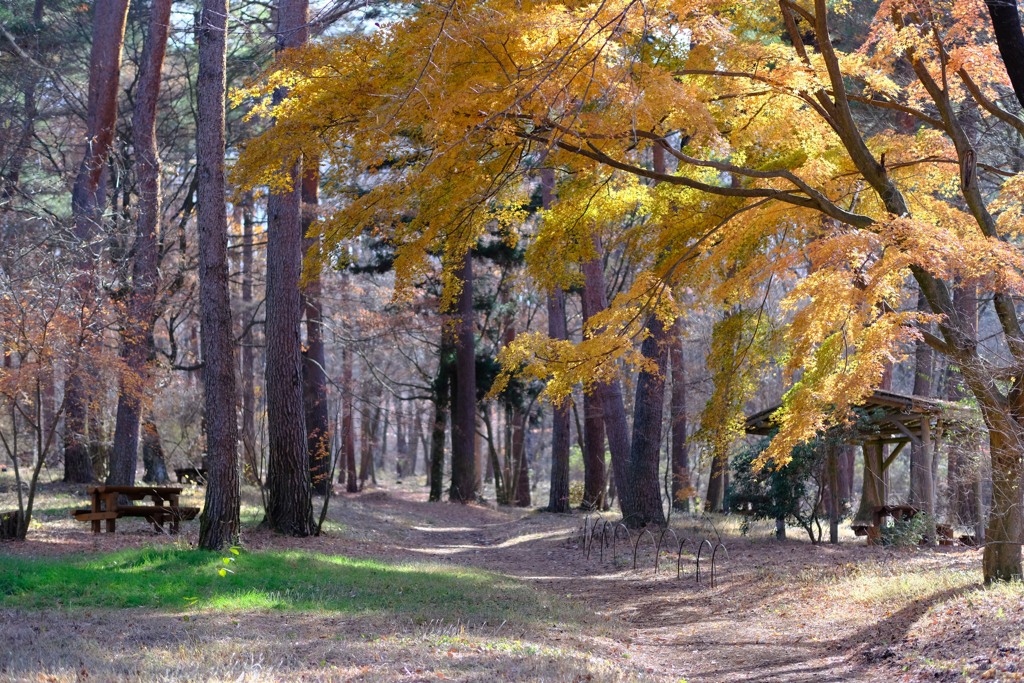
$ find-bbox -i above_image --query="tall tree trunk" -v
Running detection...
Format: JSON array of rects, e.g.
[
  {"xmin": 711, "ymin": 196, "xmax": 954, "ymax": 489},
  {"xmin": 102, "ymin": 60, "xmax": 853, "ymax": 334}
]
[
  {"xmin": 196, "ymin": 0, "xmax": 240, "ymax": 550},
  {"xmin": 581, "ymin": 238, "xmax": 635, "ymax": 524},
  {"xmin": 449, "ymin": 256, "xmax": 477, "ymax": 503},
  {"xmin": 301, "ymin": 167, "xmax": 331, "ymax": 495},
  {"xmin": 946, "ymin": 282, "xmax": 979, "ymax": 529},
  {"xmin": 263, "ymin": 0, "xmax": 314, "ymax": 536},
  {"xmin": 109, "ymin": 0, "xmax": 172, "ymax": 487},
  {"xmin": 428, "ymin": 328, "xmax": 454, "ymax": 501},
  {"xmin": 581, "ymin": 391, "xmax": 606, "ymax": 511},
  {"xmin": 239, "ymin": 192, "xmax": 259, "ymax": 484},
  {"xmin": 340, "ymin": 345, "xmax": 357, "ymax": 492},
  {"xmin": 395, "ymin": 401, "xmax": 408, "ymax": 477},
  {"xmin": 409, "ymin": 408, "xmax": 420, "ymax": 477},
  {"xmin": 541, "ymin": 169, "xmax": 571, "ymax": 512},
  {"xmin": 513, "ymin": 409, "xmax": 530, "ymax": 507},
  {"xmin": 64, "ymin": 0, "xmax": 132, "ymax": 484},
  {"xmin": 669, "ymin": 318, "xmax": 690, "ymax": 512},
  {"xmin": 629, "ymin": 315, "xmax": 668, "ymax": 526},
  {"xmin": 908, "ymin": 288, "xmax": 935, "ymax": 539}
]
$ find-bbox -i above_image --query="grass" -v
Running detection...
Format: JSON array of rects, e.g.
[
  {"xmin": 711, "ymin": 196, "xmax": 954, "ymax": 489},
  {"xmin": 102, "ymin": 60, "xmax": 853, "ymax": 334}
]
[{"xmin": 0, "ymin": 546, "xmax": 557, "ymax": 621}]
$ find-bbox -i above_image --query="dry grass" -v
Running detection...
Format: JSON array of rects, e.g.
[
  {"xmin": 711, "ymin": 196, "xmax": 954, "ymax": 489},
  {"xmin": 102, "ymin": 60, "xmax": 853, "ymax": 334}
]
[{"xmin": 2, "ymin": 477, "xmax": 1022, "ymax": 682}]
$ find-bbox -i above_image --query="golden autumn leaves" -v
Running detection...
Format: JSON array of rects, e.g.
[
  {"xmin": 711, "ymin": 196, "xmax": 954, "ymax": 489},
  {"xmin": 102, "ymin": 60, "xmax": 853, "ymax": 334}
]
[{"xmin": 231, "ymin": 0, "xmax": 1024, "ymax": 469}]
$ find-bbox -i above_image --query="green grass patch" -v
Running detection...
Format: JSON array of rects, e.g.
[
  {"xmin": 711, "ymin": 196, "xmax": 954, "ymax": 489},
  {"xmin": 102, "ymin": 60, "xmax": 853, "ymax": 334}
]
[{"xmin": 0, "ymin": 547, "xmax": 552, "ymax": 620}]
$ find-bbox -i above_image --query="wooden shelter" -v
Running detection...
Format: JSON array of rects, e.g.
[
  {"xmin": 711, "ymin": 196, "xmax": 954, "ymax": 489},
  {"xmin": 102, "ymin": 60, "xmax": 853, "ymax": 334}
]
[{"xmin": 745, "ymin": 389, "xmax": 966, "ymax": 530}]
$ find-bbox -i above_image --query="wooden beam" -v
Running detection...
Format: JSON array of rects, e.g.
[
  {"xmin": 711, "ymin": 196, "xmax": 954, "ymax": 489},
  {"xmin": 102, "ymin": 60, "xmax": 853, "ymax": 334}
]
[
  {"xmin": 881, "ymin": 440, "xmax": 907, "ymax": 471},
  {"xmin": 886, "ymin": 418, "xmax": 922, "ymax": 447}
]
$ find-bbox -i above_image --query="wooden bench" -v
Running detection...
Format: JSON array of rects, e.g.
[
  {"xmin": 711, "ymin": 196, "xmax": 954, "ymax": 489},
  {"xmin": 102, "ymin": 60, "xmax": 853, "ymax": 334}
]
[{"xmin": 71, "ymin": 485, "xmax": 199, "ymax": 534}]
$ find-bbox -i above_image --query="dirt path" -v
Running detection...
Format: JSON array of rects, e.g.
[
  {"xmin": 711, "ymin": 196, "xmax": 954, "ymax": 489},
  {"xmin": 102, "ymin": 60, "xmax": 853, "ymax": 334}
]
[
  {"xmin": 1, "ymin": 482, "xmax": 990, "ymax": 682},
  {"xmin": 310, "ymin": 488, "xmax": 969, "ymax": 682}
]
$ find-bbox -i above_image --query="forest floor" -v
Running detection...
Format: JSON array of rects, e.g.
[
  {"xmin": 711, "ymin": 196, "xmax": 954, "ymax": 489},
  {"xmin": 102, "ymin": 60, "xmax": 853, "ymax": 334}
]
[{"xmin": 1, "ymin": 476, "xmax": 1023, "ymax": 682}]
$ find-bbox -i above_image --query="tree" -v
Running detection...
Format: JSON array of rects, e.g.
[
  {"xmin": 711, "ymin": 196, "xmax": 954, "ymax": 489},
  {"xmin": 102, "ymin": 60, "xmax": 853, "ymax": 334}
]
[
  {"xmin": 64, "ymin": 0, "xmax": 132, "ymax": 484},
  {"xmin": 108, "ymin": 0, "xmax": 174, "ymax": 487},
  {"xmin": 263, "ymin": 0, "xmax": 314, "ymax": 535},
  {"xmin": 236, "ymin": 0, "xmax": 1024, "ymax": 580},
  {"xmin": 195, "ymin": 0, "xmax": 240, "ymax": 551},
  {"xmin": 449, "ymin": 254, "xmax": 478, "ymax": 502}
]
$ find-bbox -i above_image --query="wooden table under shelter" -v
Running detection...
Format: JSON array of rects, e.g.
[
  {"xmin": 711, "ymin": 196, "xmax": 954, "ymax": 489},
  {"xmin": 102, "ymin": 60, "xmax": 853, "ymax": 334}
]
[{"xmin": 72, "ymin": 485, "xmax": 199, "ymax": 534}]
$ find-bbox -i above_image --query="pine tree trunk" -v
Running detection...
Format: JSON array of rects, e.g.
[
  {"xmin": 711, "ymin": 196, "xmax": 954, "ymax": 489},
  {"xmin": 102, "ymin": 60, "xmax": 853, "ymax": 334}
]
[
  {"xmin": 546, "ymin": 289, "xmax": 571, "ymax": 513},
  {"xmin": 428, "ymin": 328, "xmax": 454, "ymax": 501},
  {"xmin": 263, "ymin": 0, "xmax": 314, "ymax": 536},
  {"xmin": 341, "ymin": 345, "xmax": 357, "ymax": 492},
  {"xmin": 195, "ymin": 0, "xmax": 240, "ymax": 550},
  {"xmin": 449, "ymin": 256, "xmax": 477, "ymax": 503},
  {"xmin": 581, "ymin": 392, "xmax": 606, "ymax": 511},
  {"xmin": 301, "ymin": 168, "xmax": 331, "ymax": 495},
  {"xmin": 668, "ymin": 318, "xmax": 690, "ymax": 512},
  {"xmin": 109, "ymin": 0, "xmax": 172, "ymax": 487},
  {"xmin": 64, "ymin": 0, "xmax": 131, "ymax": 484},
  {"xmin": 513, "ymin": 409, "xmax": 530, "ymax": 507},
  {"xmin": 628, "ymin": 315, "xmax": 668, "ymax": 526},
  {"xmin": 409, "ymin": 409, "xmax": 421, "ymax": 477}
]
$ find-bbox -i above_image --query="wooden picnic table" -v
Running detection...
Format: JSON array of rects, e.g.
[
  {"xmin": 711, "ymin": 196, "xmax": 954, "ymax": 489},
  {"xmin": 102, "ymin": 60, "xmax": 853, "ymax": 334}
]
[{"xmin": 72, "ymin": 485, "xmax": 198, "ymax": 534}]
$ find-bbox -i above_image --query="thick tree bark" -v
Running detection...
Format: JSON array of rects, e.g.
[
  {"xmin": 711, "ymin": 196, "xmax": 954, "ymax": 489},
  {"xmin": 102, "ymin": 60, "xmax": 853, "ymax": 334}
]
[
  {"xmin": 263, "ymin": 0, "xmax": 314, "ymax": 535},
  {"xmin": 668, "ymin": 318, "xmax": 690, "ymax": 512},
  {"xmin": 628, "ymin": 315, "xmax": 668, "ymax": 526},
  {"xmin": 195, "ymin": 0, "xmax": 240, "ymax": 551},
  {"xmin": 64, "ymin": 0, "xmax": 131, "ymax": 484},
  {"xmin": 109, "ymin": 0, "xmax": 173, "ymax": 487},
  {"xmin": 581, "ymin": 391, "xmax": 606, "ymax": 510},
  {"xmin": 449, "ymin": 256, "xmax": 478, "ymax": 502},
  {"xmin": 301, "ymin": 168, "xmax": 331, "ymax": 495}
]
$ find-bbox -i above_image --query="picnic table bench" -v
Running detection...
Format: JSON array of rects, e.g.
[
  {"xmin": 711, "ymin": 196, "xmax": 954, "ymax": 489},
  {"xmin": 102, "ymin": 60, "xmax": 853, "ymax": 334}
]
[
  {"xmin": 851, "ymin": 505, "xmax": 920, "ymax": 544},
  {"xmin": 71, "ymin": 485, "xmax": 199, "ymax": 534}
]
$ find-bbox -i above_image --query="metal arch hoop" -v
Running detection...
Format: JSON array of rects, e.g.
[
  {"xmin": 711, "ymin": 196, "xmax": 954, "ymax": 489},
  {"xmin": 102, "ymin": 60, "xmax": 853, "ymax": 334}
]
[
  {"xmin": 612, "ymin": 523, "xmax": 631, "ymax": 564},
  {"xmin": 711, "ymin": 543, "xmax": 729, "ymax": 588},
  {"xmin": 600, "ymin": 520, "xmax": 614, "ymax": 562},
  {"xmin": 676, "ymin": 538, "xmax": 690, "ymax": 579},
  {"xmin": 633, "ymin": 528, "xmax": 656, "ymax": 571},
  {"xmin": 696, "ymin": 538, "xmax": 714, "ymax": 584}
]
